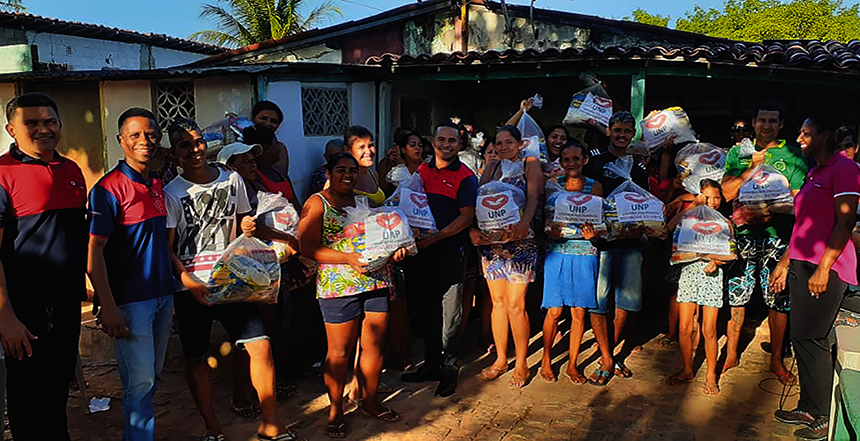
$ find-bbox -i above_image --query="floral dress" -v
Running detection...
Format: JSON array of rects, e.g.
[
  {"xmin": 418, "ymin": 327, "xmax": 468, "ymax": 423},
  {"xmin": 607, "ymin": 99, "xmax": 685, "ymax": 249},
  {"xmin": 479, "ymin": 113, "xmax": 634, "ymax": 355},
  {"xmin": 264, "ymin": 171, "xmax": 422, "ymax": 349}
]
[{"xmin": 314, "ymin": 193, "xmax": 392, "ymax": 299}]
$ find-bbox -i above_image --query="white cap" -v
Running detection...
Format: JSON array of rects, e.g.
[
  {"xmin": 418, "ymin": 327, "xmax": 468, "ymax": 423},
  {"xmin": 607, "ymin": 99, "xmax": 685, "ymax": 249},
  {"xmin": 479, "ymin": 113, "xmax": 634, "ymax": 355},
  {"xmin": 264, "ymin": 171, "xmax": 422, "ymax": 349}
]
[{"xmin": 216, "ymin": 142, "xmax": 262, "ymax": 164}]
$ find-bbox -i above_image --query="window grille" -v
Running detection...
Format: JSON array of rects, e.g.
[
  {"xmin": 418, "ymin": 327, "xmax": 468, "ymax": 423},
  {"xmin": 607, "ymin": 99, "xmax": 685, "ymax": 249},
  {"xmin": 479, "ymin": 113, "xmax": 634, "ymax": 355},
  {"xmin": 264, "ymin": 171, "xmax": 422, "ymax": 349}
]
[
  {"xmin": 302, "ymin": 86, "xmax": 349, "ymax": 136},
  {"xmin": 154, "ymin": 80, "xmax": 195, "ymax": 131}
]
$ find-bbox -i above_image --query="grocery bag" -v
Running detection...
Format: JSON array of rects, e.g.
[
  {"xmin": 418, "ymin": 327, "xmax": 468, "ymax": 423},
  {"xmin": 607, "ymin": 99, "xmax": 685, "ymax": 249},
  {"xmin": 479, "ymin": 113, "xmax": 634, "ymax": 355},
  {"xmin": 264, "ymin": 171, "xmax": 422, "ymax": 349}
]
[
  {"xmin": 735, "ymin": 138, "xmax": 757, "ymax": 157},
  {"xmin": 544, "ymin": 178, "xmax": 607, "ymax": 239},
  {"xmin": 603, "ymin": 157, "xmax": 667, "ymax": 240},
  {"xmin": 562, "ymin": 75, "xmax": 613, "ymax": 134},
  {"xmin": 206, "ymin": 236, "xmax": 280, "ymax": 304},
  {"xmin": 476, "ymin": 160, "xmax": 531, "ymax": 244},
  {"xmin": 733, "ymin": 164, "xmax": 794, "ymax": 226},
  {"xmin": 675, "ymin": 142, "xmax": 726, "ymax": 194},
  {"xmin": 671, "ymin": 205, "xmax": 737, "ymax": 264},
  {"xmin": 517, "ymin": 111, "xmax": 547, "ymax": 162},
  {"xmin": 344, "ymin": 197, "xmax": 418, "ymax": 272},
  {"xmin": 386, "ymin": 164, "xmax": 412, "ymax": 188},
  {"xmin": 256, "ymin": 191, "xmax": 300, "ymax": 263},
  {"xmin": 640, "ymin": 107, "xmax": 697, "ymax": 149},
  {"xmin": 384, "ymin": 172, "xmax": 438, "ymax": 233}
]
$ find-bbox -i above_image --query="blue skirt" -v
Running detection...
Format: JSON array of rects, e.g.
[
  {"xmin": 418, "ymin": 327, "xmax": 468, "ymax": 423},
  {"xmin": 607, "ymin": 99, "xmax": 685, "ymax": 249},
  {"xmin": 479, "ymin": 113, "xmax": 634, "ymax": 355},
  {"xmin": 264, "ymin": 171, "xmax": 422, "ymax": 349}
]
[{"xmin": 542, "ymin": 251, "xmax": 599, "ymax": 309}]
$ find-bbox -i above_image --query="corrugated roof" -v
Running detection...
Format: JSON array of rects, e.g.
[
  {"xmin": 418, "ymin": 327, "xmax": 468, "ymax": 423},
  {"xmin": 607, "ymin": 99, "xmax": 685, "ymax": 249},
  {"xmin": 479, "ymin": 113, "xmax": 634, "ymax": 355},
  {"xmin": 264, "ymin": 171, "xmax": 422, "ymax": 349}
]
[{"xmin": 0, "ymin": 10, "xmax": 225, "ymax": 55}]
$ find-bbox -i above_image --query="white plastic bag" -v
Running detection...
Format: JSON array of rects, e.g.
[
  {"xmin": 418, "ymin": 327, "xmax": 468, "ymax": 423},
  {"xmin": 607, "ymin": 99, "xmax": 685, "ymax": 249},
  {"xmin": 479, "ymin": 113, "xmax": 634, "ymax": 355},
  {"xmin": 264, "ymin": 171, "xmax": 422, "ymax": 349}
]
[
  {"xmin": 255, "ymin": 192, "xmax": 299, "ymax": 263},
  {"xmin": 640, "ymin": 107, "xmax": 697, "ymax": 149},
  {"xmin": 207, "ymin": 236, "xmax": 280, "ymax": 304},
  {"xmin": 735, "ymin": 138, "xmax": 757, "ymax": 157},
  {"xmin": 476, "ymin": 160, "xmax": 531, "ymax": 244},
  {"xmin": 544, "ymin": 178, "xmax": 607, "ymax": 239},
  {"xmin": 384, "ymin": 172, "xmax": 437, "ymax": 233},
  {"xmin": 672, "ymin": 205, "xmax": 736, "ymax": 264},
  {"xmin": 562, "ymin": 75, "xmax": 613, "ymax": 133},
  {"xmin": 344, "ymin": 197, "xmax": 418, "ymax": 272},
  {"xmin": 603, "ymin": 157, "xmax": 667, "ymax": 240},
  {"xmin": 733, "ymin": 164, "xmax": 794, "ymax": 226},
  {"xmin": 675, "ymin": 142, "xmax": 726, "ymax": 194},
  {"xmin": 517, "ymin": 111, "xmax": 547, "ymax": 162},
  {"xmin": 386, "ymin": 164, "xmax": 412, "ymax": 188}
]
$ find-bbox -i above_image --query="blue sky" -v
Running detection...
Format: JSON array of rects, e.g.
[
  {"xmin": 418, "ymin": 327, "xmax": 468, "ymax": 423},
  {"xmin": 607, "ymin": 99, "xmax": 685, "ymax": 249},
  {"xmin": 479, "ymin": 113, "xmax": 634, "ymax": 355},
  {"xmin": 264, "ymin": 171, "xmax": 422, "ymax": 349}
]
[{"xmin": 25, "ymin": 0, "xmax": 725, "ymax": 41}]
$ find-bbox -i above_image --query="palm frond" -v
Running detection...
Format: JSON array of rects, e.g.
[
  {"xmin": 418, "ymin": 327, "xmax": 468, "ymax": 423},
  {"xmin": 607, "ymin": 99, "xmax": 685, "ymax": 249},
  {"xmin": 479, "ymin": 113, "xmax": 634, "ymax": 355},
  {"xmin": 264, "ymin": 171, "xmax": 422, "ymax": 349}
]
[
  {"xmin": 189, "ymin": 29, "xmax": 242, "ymax": 47},
  {"xmin": 0, "ymin": 0, "xmax": 26, "ymax": 12}
]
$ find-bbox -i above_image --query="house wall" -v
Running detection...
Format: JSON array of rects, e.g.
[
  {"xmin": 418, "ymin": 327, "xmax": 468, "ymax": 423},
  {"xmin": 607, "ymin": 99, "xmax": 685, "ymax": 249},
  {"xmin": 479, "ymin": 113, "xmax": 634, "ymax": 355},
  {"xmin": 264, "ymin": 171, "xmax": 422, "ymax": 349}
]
[
  {"xmin": 341, "ymin": 26, "xmax": 403, "ymax": 64},
  {"xmin": 101, "ymin": 80, "xmax": 153, "ymax": 169},
  {"xmin": 194, "ymin": 76, "xmax": 254, "ymax": 129},
  {"xmin": 239, "ymin": 43, "xmax": 343, "ymax": 65},
  {"xmin": 151, "ymin": 47, "xmax": 207, "ymax": 69},
  {"xmin": 0, "ymin": 82, "xmax": 16, "ymax": 152}
]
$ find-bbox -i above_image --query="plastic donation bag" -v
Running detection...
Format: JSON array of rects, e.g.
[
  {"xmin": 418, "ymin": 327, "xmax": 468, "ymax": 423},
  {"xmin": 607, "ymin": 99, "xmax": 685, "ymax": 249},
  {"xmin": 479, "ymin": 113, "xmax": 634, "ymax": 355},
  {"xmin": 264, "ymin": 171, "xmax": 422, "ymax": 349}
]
[
  {"xmin": 733, "ymin": 164, "xmax": 794, "ymax": 226},
  {"xmin": 675, "ymin": 142, "xmax": 726, "ymax": 194},
  {"xmin": 544, "ymin": 178, "xmax": 607, "ymax": 239},
  {"xmin": 603, "ymin": 157, "xmax": 667, "ymax": 240},
  {"xmin": 344, "ymin": 196, "xmax": 418, "ymax": 272},
  {"xmin": 207, "ymin": 236, "xmax": 280, "ymax": 304},
  {"xmin": 476, "ymin": 160, "xmax": 531, "ymax": 244},
  {"xmin": 384, "ymin": 172, "xmax": 438, "ymax": 234},
  {"xmin": 255, "ymin": 191, "xmax": 300, "ymax": 263},
  {"xmin": 517, "ymin": 111, "xmax": 547, "ymax": 162},
  {"xmin": 640, "ymin": 107, "xmax": 697, "ymax": 149},
  {"xmin": 562, "ymin": 75, "xmax": 613, "ymax": 134},
  {"xmin": 671, "ymin": 205, "xmax": 737, "ymax": 264}
]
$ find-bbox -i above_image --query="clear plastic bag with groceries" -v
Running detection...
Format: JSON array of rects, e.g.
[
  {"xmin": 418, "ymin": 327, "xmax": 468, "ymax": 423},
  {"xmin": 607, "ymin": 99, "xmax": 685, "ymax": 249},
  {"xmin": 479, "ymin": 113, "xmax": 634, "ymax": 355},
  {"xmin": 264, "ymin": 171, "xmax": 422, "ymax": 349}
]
[
  {"xmin": 603, "ymin": 157, "xmax": 667, "ymax": 240},
  {"xmin": 732, "ymin": 164, "xmax": 794, "ymax": 226},
  {"xmin": 671, "ymin": 205, "xmax": 737, "ymax": 265},
  {"xmin": 344, "ymin": 197, "xmax": 418, "ymax": 272},
  {"xmin": 640, "ymin": 107, "xmax": 697, "ymax": 149},
  {"xmin": 255, "ymin": 191, "xmax": 300, "ymax": 263},
  {"xmin": 675, "ymin": 142, "xmax": 726, "ymax": 194},
  {"xmin": 563, "ymin": 74, "xmax": 613, "ymax": 134},
  {"xmin": 476, "ymin": 160, "xmax": 532, "ymax": 244},
  {"xmin": 517, "ymin": 111, "xmax": 547, "ymax": 162},
  {"xmin": 206, "ymin": 236, "xmax": 281, "ymax": 304},
  {"xmin": 383, "ymin": 172, "xmax": 438, "ymax": 234},
  {"xmin": 544, "ymin": 178, "xmax": 607, "ymax": 239}
]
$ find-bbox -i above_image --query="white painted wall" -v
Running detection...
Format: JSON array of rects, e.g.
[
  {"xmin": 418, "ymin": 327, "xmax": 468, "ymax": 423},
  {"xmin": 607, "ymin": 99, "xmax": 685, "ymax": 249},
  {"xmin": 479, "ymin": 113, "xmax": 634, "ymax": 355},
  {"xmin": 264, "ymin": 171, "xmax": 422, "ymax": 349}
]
[
  {"xmin": 100, "ymin": 80, "xmax": 152, "ymax": 168},
  {"xmin": 152, "ymin": 47, "xmax": 206, "ymax": 68},
  {"xmin": 194, "ymin": 76, "xmax": 254, "ymax": 130},
  {"xmin": 0, "ymin": 83, "xmax": 15, "ymax": 154},
  {"xmin": 266, "ymin": 81, "xmax": 314, "ymax": 200},
  {"xmin": 28, "ymin": 32, "xmax": 141, "ymax": 70}
]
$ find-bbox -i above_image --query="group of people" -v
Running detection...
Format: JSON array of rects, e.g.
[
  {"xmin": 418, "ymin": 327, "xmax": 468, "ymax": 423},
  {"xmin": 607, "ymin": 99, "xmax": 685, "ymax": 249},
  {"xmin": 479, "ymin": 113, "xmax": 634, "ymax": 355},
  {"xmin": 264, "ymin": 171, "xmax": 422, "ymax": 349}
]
[{"xmin": 0, "ymin": 90, "xmax": 856, "ymax": 441}]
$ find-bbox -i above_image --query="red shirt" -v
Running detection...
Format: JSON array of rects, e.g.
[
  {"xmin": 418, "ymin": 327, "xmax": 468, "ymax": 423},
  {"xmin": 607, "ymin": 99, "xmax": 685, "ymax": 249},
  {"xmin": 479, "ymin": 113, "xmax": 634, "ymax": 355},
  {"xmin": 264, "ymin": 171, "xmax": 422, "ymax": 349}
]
[{"xmin": 789, "ymin": 154, "xmax": 860, "ymax": 284}]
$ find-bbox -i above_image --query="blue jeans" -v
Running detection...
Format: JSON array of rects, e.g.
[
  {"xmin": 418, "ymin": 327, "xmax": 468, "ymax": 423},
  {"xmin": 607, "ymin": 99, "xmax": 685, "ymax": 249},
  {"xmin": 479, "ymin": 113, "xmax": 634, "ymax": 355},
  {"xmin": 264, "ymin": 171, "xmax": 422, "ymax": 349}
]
[
  {"xmin": 593, "ymin": 247, "xmax": 643, "ymax": 313},
  {"xmin": 115, "ymin": 295, "xmax": 174, "ymax": 441}
]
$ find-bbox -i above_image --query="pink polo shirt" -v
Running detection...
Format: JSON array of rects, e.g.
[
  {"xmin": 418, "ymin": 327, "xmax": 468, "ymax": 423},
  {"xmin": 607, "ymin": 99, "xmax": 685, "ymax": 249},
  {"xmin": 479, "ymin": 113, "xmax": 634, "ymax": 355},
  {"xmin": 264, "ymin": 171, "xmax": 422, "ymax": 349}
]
[{"xmin": 789, "ymin": 154, "xmax": 860, "ymax": 285}]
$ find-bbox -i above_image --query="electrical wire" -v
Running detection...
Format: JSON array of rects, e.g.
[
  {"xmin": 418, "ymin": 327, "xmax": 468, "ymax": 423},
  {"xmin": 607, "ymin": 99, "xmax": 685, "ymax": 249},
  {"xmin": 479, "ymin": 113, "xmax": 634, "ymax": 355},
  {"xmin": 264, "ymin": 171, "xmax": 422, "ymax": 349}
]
[{"xmin": 341, "ymin": 0, "xmax": 384, "ymax": 12}]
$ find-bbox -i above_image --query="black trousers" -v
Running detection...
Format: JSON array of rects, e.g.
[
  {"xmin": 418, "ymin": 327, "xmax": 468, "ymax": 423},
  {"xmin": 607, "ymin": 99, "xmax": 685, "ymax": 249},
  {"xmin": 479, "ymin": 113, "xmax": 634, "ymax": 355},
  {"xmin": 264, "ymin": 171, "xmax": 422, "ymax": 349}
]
[
  {"xmin": 788, "ymin": 260, "xmax": 846, "ymax": 418},
  {"xmin": 413, "ymin": 249, "xmax": 466, "ymax": 370},
  {"xmin": 4, "ymin": 303, "xmax": 80, "ymax": 441}
]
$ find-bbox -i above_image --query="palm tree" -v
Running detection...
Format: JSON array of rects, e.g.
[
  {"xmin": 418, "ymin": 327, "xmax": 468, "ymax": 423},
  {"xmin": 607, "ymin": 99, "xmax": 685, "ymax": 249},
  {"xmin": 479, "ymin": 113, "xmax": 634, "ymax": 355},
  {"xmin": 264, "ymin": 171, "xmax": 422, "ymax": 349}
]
[
  {"xmin": 0, "ymin": 0, "xmax": 26, "ymax": 12},
  {"xmin": 190, "ymin": 0, "xmax": 343, "ymax": 47}
]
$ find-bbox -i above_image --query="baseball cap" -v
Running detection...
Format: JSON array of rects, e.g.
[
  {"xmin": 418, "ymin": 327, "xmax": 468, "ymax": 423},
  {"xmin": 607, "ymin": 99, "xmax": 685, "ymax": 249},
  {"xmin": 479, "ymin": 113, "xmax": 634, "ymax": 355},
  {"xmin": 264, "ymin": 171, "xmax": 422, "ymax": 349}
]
[{"xmin": 216, "ymin": 142, "xmax": 262, "ymax": 164}]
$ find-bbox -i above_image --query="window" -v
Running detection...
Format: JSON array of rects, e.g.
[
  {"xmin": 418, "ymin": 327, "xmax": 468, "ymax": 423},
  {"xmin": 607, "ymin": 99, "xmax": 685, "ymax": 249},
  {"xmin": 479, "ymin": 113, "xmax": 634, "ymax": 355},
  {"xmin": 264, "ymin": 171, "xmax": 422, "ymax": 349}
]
[
  {"xmin": 154, "ymin": 80, "xmax": 195, "ymax": 131},
  {"xmin": 302, "ymin": 85, "xmax": 349, "ymax": 136}
]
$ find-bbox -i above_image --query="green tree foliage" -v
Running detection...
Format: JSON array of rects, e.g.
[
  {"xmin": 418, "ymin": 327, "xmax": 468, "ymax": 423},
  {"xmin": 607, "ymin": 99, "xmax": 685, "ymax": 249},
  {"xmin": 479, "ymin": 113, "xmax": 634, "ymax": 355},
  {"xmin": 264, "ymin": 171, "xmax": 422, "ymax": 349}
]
[
  {"xmin": 625, "ymin": 8, "xmax": 671, "ymax": 28},
  {"xmin": 0, "ymin": 0, "xmax": 26, "ymax": 12},
  {"xmin": 191, "ymin": 0, "xmax": 343, "ymax": 47},
  {"xmin": 629, "ymin": 0, "xmax": 860, "ymax": 42}
]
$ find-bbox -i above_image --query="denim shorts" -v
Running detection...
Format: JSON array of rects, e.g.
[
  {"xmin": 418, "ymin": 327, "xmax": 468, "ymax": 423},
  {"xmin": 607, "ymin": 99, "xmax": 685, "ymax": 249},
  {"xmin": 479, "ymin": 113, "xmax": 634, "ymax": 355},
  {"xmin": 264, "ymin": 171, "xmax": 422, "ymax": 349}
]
[
  {"xmin": 593, "ymin": 247, "xmax": 643, "ymax": 313},
  {"xmin": 318, "ymin": 289, "xmax": 389, "ymax": 324},
  {"xmin": 174, "ymin": 291, "xmax": 268, "ymax": 362}
]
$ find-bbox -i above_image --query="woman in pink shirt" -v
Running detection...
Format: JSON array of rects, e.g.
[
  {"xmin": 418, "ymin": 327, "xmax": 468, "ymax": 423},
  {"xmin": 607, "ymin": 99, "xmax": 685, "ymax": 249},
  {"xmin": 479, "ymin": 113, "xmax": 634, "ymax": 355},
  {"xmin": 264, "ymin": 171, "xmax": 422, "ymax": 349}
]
[{"xmin": 770, "ymin": 114, "xmax": 860, "ymax": 441}]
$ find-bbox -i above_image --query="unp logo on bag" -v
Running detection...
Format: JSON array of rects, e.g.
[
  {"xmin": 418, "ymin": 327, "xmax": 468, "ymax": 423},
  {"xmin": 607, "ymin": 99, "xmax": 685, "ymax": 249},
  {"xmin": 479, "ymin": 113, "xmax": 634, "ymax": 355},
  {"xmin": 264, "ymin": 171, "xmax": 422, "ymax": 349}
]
[{"xmin": 477, "ymin": 190, "xmax": 520, "ymax": 230}]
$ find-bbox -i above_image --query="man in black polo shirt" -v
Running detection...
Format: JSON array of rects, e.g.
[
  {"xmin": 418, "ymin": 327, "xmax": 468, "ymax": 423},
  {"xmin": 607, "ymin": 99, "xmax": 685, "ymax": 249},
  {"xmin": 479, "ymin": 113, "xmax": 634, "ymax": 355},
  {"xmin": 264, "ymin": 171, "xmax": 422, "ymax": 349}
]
[
  {"xmin": 401, "ymin": 122, "xmax": 478, "ymax": 397},
  {"xmin": 0, "ymin": 93, "xmax": 88, "ymax": 441}
]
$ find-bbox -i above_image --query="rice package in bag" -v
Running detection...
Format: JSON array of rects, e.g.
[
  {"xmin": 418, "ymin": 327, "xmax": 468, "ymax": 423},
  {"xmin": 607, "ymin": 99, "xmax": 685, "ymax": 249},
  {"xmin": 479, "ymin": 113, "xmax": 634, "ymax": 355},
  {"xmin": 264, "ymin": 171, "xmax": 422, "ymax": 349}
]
[
  {"xmin": 384, "ymin": 172, "xmax": 437, "ymax": 234},
  {"xmin": 671, "ymin": 205, "xmax": 737, "ymax": 264},
  {"xmin": 544, "ymin": 179, "xmax": 607, "ymax": 239},
  {"xmin": 562, "ymin": 75, "xmax": 613, "ymax": 134},
  {"xmin": 603, "ymin": 157, "xmax": 667, "ymax": 240},
  {"xmin": 344, "ymin": 197, "xmax": 418, "ymax": 272},
  {"xmin": 733, "ymin": 164, "xmax": 794, "ymax": 225},
  {"xmin": 640, "ymin": 107, "xmax": 697, "ymax": 149},
  {"xmin": 517, "ymin": 111, "xmax": 547, "ymax": 162},
  {"xmin": 256, "ymin": 191, "xmax": 299, "ymax": 263},
  {"xmin": 207, "ymin": 236, "xmax": 280, "ymax": 304},
  {"xmin": 476, "ymin": 160, "xmax": 531, "ymax": 244},
  {"xmin": 675, "ymin": 142, "xmax": 726, "ymax": 194}
]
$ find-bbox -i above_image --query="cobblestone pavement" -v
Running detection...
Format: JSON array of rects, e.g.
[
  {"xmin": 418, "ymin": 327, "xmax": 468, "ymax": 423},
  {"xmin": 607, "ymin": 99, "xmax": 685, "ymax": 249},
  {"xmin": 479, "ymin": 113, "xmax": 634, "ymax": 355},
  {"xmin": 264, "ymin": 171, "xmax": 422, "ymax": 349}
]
[{"xmin": 55, "ymin": 311, "xmax": 804, "ymax": 441}]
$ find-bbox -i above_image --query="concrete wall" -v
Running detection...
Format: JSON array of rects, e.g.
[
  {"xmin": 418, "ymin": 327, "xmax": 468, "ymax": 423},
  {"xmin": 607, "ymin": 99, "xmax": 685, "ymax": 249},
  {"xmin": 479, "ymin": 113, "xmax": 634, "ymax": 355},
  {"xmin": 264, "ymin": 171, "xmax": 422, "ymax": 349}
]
[
  {"xmin": 467, "ymin": 7, "xmax": 590, "ymax": 52},
  {"xmin": 0, "ymin": 83, "xmax": 15, "ymax": 153},
  {"xmin": 194, "ymin": 76, "xmax": 254, "ymax": 130},
  {"xmin": 151, "ymin": 47, "xmax": 206, "ymax": 69},
  {"xmin": 101, "ymin": 80, "xmax": 153, "ymax": 169}
]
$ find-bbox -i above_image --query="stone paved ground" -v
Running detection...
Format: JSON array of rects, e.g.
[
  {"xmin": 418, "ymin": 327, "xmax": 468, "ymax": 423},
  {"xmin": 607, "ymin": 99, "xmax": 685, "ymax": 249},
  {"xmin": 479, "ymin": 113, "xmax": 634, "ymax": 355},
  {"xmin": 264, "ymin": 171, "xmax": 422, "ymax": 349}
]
[{"xmin": 53, "ymin": 309, "xmax": 804, "ymax": 441}]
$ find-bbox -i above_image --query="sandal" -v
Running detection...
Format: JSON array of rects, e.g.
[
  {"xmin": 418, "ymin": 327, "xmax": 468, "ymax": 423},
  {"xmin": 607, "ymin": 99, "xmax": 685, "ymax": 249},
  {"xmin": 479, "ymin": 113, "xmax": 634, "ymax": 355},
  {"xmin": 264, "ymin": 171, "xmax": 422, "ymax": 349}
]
[
  {"xmin": 588, "ymin": 369, "xmax": 612, "ymax": 386},
  {"xmin": 360, "ymin": 405, "xmax": 402, "ymax": 423},
  {"xmin": 539, "ymin": 367, "xmax": 557, "ymax": 383},
  {"xmin": 257, "ymin": 430, "xmax": 298, "ymax": 441},
  {"xmin": 613, "ymin": 361, "xmax": 633, "ymax": 378},
  {"xmin": 201, "ymin": 436, "xmax": 226, "ymax": 441},
  {"xmin": 666, "ymin": 373, "xmax": 694, "ymax": 386},
  {"xmin": 325, "ymin": 422, "xmax": 346, "ymax": 439},
  {"xmin": 509, "ymin": 373, "xmax": 529, "ymax": 388},
  {"xmin": 231, "ymin": 402, "xmax": 261, "ymax": 419},
  {"xmin": 702, "ymin": 383, "xmax": 720, "ymax": 396},
  {"xmin": 655, "ymin": 336, "xmax": 677, "ymax": 347},
  {"xmin": 480, "ymin": 365, "xmax": 507, "ymax": 381},
  {"xmin": 565, "ymin": 369, "xmax": 588, "ymax": 385}
]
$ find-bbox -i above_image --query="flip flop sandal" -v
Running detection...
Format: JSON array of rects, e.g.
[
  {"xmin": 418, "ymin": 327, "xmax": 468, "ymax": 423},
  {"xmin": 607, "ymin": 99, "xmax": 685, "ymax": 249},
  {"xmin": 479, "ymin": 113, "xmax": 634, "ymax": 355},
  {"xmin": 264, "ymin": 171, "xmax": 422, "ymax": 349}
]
[
  {"xmin": 702, "ymin": 384, "xmax": 720, "ymax": 396},
  {"xmin": 613, "ymin": 361, "xmax": 633, "ymax": 378},
  {"xmin": 588, "ymin": 369, "xmax": 612, "ymax": 386},
  {"xmin": 231, "ymin": 402, "xmax": 261, "ymax": 418},
  {"xmin": 257, "ymin": 430, "xmax": 298, "ymax": 441},
  {"xmin": 655, "ymin": 337, "xmax": 677, "ymax": 347},
  {"xmin": 325, "ymin": 422, "xmax": 346, "ymax": 439},
  {"xmin": 539, "ymin": 368, "xmax": 557, "ymax": 383},
  {"xmin": 201, "ymin": 435, "xmax": 226, "ymax": 441},
  {"xmin": 480, "ymin": 366, "xmax": 507, "ymax": 381},
  {"xmin": 360, "ymin": 405, "xmax": 402, "ymax": 423},
  {"xmin": 666, "ymin": 374, "xmax": 694, "ymax": 386},
  {"xmin": 509, "ymin": 373, "xmax": 529, "ymax": 388},
  {"xmin": 565, "ymin": 369, "xmax": 588, "ymax": 385}
]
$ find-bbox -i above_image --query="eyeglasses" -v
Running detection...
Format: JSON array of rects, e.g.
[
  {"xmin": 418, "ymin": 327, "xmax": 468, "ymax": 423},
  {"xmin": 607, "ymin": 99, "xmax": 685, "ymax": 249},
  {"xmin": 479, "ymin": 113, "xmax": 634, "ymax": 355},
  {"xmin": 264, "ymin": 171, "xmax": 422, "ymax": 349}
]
[{"xmin": 731, "ymin": 125, "xmax": 748, "ymax": 132}]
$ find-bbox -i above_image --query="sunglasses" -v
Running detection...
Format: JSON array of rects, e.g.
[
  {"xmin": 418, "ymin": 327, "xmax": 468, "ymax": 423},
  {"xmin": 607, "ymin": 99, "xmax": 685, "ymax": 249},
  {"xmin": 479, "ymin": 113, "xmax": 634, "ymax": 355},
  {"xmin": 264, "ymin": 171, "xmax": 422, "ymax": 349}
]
[{"xmin": 731, "ymin": 125, "xmax": 749, "ymax": 132}]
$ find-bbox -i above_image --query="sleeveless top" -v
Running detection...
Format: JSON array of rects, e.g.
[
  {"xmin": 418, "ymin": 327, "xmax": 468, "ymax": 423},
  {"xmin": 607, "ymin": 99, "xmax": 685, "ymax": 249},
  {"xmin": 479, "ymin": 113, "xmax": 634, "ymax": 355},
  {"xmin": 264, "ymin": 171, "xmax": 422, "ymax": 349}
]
[
  {"xmin": 548, "ymin": 176, "xmax": 598, "ymax": 256},
  {"xmin": 257, "ymin": 169, "xmax": 296, "ymax": 202},
  {"xmin": 314, "ymin": 193, "xmax": 392, "ymax": 299},
  {"xmin": 354, "ymin": 171, "xmax": 386, "ymax": 206}
]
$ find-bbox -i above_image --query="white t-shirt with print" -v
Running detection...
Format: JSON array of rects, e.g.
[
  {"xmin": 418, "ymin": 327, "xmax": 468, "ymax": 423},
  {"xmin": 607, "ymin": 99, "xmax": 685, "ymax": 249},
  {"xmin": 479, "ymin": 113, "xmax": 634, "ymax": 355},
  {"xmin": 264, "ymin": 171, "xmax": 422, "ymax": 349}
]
[{"xmin": 165, "ymin": 168, "xmax": 251, "ymax": 283}]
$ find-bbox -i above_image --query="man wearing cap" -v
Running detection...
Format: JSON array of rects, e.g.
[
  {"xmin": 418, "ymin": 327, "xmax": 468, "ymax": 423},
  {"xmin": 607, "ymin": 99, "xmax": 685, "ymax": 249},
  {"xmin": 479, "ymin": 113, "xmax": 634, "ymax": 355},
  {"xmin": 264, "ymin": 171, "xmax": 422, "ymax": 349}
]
[
  {"xmin": 217, "ymin": 141, "xmax": 264, "ymax": 206},
  {"xmin": 87, "ymin": 108, "xmax": 175, "ymax": 441}
]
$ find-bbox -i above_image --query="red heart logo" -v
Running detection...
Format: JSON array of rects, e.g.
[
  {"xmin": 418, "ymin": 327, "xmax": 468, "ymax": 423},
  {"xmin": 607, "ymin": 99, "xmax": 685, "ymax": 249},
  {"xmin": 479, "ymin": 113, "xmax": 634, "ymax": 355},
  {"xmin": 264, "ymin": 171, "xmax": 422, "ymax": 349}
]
[
  {"xmin": 567, "ymin": 194, "xmax": 592, "ymax": 206},
  {"xmin": 375, "ymin": 213, "xmax": 402, "ymax": 230},
  {"xmin": 624, "ymin": 193, "xmax": 649, "ymax": 203},
  {"xmin": 409, "ymin": 193, "xmax": 429, "ymax": 208},
  {"xmin": 593, "ymin": 96, "xmax": 612, "ymax": 108},
  {"xmin": 692, "ymin": 221, "xmax": 723, "ymax": 235},
  {"xmin": 481, "ymin": 194, "xmax": 510, "ymax": 210},
  {"xmin": 644, "ymin": 113, "xmax": 667, "ymax": 130},
  {"xmin": 753, "ymin": 169, "xmax": 770, "ymax": 185},
  {"xmin": 344, "ymin": 223, "xmax": 364, "ymax": 238},
  {"xmin": 698, "ymin": 151, "xmax": 722, "ymax": 165}
]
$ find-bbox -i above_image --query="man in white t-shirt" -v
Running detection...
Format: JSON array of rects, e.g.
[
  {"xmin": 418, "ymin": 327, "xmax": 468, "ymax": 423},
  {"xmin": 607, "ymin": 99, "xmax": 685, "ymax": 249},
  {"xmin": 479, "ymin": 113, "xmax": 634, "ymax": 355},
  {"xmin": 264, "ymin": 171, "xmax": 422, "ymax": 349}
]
[{"xmin": 165, "ymin": 118, "xmax": 295, "ymax": 441}]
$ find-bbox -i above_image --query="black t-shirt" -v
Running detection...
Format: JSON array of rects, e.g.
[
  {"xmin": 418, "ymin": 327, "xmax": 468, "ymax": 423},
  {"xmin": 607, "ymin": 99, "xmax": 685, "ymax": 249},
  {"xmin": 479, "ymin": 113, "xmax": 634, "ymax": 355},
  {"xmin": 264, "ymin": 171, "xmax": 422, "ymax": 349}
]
[{"xmin": 583, "ymin": 151, "xmax": 650, "ymax": 195}]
